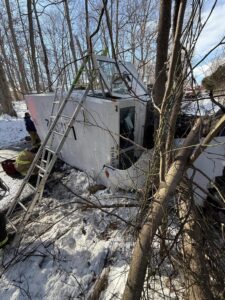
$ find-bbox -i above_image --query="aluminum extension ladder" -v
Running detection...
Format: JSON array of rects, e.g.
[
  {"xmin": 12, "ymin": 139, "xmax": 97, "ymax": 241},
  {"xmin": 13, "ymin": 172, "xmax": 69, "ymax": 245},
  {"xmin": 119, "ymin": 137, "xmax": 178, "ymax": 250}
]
[{"xmin": 6, "ymin": 54, "xmax": 93, "ymax": 237}]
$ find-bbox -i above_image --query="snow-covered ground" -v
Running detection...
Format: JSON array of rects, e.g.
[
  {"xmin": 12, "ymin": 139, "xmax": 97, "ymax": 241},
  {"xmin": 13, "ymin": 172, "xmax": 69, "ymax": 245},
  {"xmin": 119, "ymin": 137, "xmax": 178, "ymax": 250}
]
[
  {"xmin": 182, "ymin": 96, "xmax": 220, "ymax": 115},
  {"xmin": 0, "ymin": 101, "xmax": 182, "ymax": 299},
  {"xmin": 0, "ymin": 102, "xmax": 135, "ymax": 300},
  {"xmin": 0, "ymin": 101, "xmax": 27, "ymax": 149},
  {"xmin": 1, "ymin": 170, "xmax": 135, "ymax": 299}
]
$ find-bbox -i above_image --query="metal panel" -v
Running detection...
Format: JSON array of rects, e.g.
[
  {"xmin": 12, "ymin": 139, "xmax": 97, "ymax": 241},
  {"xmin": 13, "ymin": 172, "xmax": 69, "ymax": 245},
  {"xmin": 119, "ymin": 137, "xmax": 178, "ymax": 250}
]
[{"xmin": 25, "ymin": 92, "xmax": 120, "ymax": 177}]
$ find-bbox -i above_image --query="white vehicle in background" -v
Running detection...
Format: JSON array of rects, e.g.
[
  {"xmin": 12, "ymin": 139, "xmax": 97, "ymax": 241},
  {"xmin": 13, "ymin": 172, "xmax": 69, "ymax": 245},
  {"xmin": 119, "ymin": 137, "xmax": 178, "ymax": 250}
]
[
  {"xmin": 26, "ymin": 56, "xmax": 225, "ymax": 207},
  {"xmin": 26, "ymin": 56, "xmax": 151, "ymax": 190}
]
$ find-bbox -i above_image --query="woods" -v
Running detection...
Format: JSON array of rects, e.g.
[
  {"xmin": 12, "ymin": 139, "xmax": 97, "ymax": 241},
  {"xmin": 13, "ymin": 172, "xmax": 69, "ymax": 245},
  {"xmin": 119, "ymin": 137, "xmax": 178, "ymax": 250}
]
[
  {"xmin": 1, "ymin": 0, "xmax": 225, "ymax": 299},
  {"xmin": 0, "ymin": 0, "xmax": 157, "ymax": 109}
]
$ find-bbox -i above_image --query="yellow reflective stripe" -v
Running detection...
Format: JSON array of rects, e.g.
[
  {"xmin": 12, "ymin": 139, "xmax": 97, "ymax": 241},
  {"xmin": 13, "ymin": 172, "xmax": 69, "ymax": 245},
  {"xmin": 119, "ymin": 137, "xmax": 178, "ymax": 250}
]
[
  {"xmin": 0, "ymin": 236, "xmax": 8, "ymax": 248},
  {"xmin": 16, "ymin": 160, "xmax": 32, "ymax": 165}
]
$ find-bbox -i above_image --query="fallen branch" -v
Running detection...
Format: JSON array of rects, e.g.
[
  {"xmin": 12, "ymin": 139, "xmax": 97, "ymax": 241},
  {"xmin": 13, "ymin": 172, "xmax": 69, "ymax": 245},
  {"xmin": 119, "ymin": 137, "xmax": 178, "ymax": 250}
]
[
  {"xmin": 88, "ymin": 267, "xmax": 110, "ymax": 300},
  {"xmin": 190, "ymin": 114, "xmax": 225, "ymax": 163},
  {"xmin": 209, "ymin": 90, "xmax": 225, "ymax": 113}
]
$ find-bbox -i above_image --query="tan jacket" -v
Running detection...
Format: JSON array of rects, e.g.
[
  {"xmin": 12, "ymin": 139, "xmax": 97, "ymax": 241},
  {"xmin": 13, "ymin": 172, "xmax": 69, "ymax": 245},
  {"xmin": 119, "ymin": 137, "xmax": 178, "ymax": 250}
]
[{"xmin": 15, "ymin": 150, "xmax": 36, "ymax": 176}]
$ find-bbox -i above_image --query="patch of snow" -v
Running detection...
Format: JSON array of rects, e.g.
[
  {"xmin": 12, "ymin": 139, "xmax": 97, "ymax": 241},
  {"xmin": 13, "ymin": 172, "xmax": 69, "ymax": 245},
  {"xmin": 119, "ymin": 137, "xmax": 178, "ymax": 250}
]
[
  {"xmin": 182, "ymin": 97, "xmax": 220, "ymax": 116},
  {"xmin": 12, "ymin": 101, "xmax": 27, "ymax": 119},
  {"xmin": 0, "ymin": 101, "xmax": 28, "ymax": 149},
  {"xmin": 0, "ymin": 172, "xmax": 135, "ymax": 299},
  {"xmin": 0, "ymin": 117, "xmax": 26, "ymax": 149}
]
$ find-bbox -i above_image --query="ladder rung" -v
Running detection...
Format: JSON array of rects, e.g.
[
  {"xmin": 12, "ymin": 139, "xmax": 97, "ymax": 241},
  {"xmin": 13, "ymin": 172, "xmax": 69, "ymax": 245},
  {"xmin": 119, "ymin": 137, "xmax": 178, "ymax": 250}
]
[
  {"xmin": 36, "ymin": 164, "xmax": 46, "ymax": 173},
  {"xmin": 41, "ymin": 159, "xmax": 48, "ymax": 164},
  {"xmin": 18, "ymin": 201, "xmax": 27, "ymax": 212},
  {"xmin": 27, "ymin": 183, "xmax": 36, "ymax": 191},
  {"xmin": 67, "ymin": 98, "xmax": 77, "ymax": 102},
  {"xmin": 53, "ymin": 101, "xmax": 60, "ymax": 104},
  {"xmin": 61, "ymin": 115, "xmax": 72, "ymax": 119},
  {"xmin": 52, "ymin": 130, "xmax": 64, "ymax": 136},
  {"xmin": 7, "ymin": 219, "xmax": 17, "ymax": 232},
  {"xmin": 44, "ymin": 147, "xmax": 56, "ymax": 154},
  {"xmin": 50, "ymin": 115, "xmax": 71, "ymax": 120}
]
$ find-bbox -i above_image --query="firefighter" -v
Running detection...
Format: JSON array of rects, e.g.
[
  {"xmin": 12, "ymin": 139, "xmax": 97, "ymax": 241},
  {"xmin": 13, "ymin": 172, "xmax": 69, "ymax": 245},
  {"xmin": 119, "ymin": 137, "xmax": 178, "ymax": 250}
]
[
  {"xmin": 14, "ymin": 147, "xmax": 39, "ymax": 176},
  {"xmin": 1, "ymin": 147, "xmax": 39, "ymax": 178},
  {"xmin": 24, "ymin": 112, "xmax": 41, "ymax": 147}
]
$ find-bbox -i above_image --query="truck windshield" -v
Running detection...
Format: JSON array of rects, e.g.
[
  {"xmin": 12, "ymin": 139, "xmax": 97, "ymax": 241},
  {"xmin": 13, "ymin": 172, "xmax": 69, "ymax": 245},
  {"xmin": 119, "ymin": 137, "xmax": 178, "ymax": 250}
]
[{"xmin": 98, "ymin": 60, "xmax": 130, "ymax": 95}]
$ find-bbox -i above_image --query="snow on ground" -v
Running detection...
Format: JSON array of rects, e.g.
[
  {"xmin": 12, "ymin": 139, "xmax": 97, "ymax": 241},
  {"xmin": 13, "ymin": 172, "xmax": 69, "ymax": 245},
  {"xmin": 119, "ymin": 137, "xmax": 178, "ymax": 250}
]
[
  {"xmin": 0, "ymin": 148, "xmax": 33, "ymax": 212},
  {"xmin": 0, "ymin": 166, "xmax": 136, "ymax": 299},
  {"xmin": 182, "ymin": 96, "xmax": 220, "ymax": 115},
  {"xmin": 12, "ymin": 101, "xmax": 28, "ymax": 119},
  {"xmin": 0, "ymin": 101, "xmax": 181, "ymax": 299},
  {"xmin": 0, "ymin": 101, "xmax": 27, "ymax": 149},
  {"xmin": 0, "ymin": 101, "xmax": 134, "ymax": 299},
  {"xmin": 0, "ymin": 101, "xmax": 32, "ymax": 210},
  {"xmin": 0, "ymin": 171, "xmax": 136, "ymax": 299}
]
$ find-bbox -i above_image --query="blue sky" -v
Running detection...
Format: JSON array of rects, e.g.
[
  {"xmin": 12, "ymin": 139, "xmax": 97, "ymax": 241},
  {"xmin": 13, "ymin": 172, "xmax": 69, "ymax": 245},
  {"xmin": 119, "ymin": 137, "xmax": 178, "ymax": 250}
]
[{"xmin": 193, "ymin": 0, "xmax": 225, "ymax": 83}]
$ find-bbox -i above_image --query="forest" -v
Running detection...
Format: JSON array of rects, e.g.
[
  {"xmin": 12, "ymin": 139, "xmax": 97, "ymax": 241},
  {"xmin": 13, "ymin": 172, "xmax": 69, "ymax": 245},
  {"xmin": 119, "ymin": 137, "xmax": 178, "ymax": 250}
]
[{"xmin": 0, "ymin": 0, "xmax": 225, "ymax": 299}]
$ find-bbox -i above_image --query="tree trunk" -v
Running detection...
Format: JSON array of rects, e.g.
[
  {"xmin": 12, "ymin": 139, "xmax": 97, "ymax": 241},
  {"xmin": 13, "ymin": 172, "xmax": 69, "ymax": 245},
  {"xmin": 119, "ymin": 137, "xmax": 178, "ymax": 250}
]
[
  {"xmin": 115, "ymin": 0, "xmax": 119, "ymax": 55},
  {"xmin": 49, "ymin": 29, "xmax": 61, "ymax": 79},
  {"xmin": 143, "ymin": 0, "xmax": 171, "ymax": 147},
  {"xmin": 122, "ymin": 118, "xmax": 202, "ymax": 300},
  {"xmin": 179, "ymin": 191, "xmax": 214, "ymax": 300},
  {"xmin": 3, "ymin": 25, "xmax": 24, "ymax": 93},
  {"xmin": 122, "ymin": 114, "xmax": 225, "ymax": 300},
  {"xmin": 33, "ymin": 0, "xmax": 53, "ymax": 92},
  {"xmin": 27, "ymin": 0, "xmax": 41, "ymax": 93},
  {"xmin": 0, "ymin": 57, "xmax": 17, "ymax": 116},
  {"xmin": 36, "ymin": 48, "xmax": 45, "ymax": 90},
  {"xmin": 64, "ymin": 0, "xmax": 78, "ymax": 74},
  {"xmin": 16, "ymin": 0, "xmax": 34, "ymax": 91},
  {"xmin": 154, "ymin": 0, "xmax": 172, "ymax": 116},
  {"xmin": 0, "ymin": 36, "xmax": 18, "ymax": 100},
  {"xmin": 158, "ymin": 0, "xmax": 187, "ymax": 182},
  {"xmin": 165, "ymin": 0, "xmax": 185, "ymax": 171},
  {"xmin": 4, "ymin": 0, "xmax": 28, "ymax": 93}
]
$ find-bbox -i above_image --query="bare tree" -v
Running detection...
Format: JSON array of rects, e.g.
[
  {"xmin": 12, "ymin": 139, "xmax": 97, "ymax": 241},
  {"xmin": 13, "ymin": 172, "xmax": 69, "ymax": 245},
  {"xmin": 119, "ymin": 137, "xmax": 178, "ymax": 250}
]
[
  {"xmin": 27, "ymin": 0, "xmax": 41, "ymax": 93},
  {"xmin": 153, "ymin": 0, "xmax": 171, "ymax": 131},
  {"xmin": 1, "ymin": 0, "xmax": 225, "ymax": 298},
  {"xmin": 0, "ymin": 33, "xmax": 18, "ymax": 99},
  {"xmin": 0, "ymin": 56, "xmax": 16, "ymax": 116},
  {"xmin": 63, "ymin": 0, "xmax": 78, "ymax": 74},
  {"xmin": 4, "ymin": 0, "xmax": 28, "ymax": 93},
  {"xmin": 179, "ymin": 184, "xmax": 214, "ymax": 300},
  {"xmin": 33, "ymin": 0, "xmax": 53, "ymax": 92},
  {"xmin": 122, "ymin": 0, "xmax": 225, "ymax": 298},
  {"xmin": 16, "ymin": 0, "xmax": 34, "ymax": 91}
]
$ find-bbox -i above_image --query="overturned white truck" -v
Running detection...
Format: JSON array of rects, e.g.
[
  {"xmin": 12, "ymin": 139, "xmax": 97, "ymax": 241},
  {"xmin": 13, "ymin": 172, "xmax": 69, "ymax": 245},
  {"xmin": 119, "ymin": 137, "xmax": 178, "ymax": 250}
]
[{"xmin": 25, "ymin": 55, "xmax": 225, "ymax": 206}]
